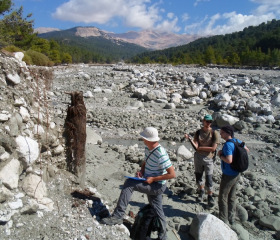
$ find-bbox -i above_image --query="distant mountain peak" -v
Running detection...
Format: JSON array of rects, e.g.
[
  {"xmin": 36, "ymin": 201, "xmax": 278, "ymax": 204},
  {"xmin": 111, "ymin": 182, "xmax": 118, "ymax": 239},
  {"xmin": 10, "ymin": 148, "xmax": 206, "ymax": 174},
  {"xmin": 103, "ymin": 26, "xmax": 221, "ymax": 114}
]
[
  {"xmin": 107, "ymin": 29, "xmax": 201, "ymax": 50},
  {"xmin": 37, "ymin": 26, "xmax": 201, "ymax": 50},
  {"xmin": 34, "ymin": 27, "xmax": 60, "ymax": 34}
]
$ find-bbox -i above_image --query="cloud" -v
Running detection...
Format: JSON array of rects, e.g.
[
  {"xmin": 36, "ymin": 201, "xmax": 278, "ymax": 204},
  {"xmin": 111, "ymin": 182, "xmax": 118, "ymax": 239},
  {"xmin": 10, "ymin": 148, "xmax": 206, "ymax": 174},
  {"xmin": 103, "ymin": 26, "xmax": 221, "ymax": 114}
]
[
  {"xmin": 52, "ymin": 0, "xmax": 180, "ymax": 32},
  {"xmin": 185, "ymin": 0, "xmax": 280, "ymax": 35},
  {"xmin": 250, "ymin": 0, "xmax": 280, "ymax": 15},
  {"xmin": 182, "ymin": 13, "xmax": 189, "ymax": 22},
  {"xmin": 155, "ymin": 16, "xmax": 181, "ymax": 32},
  {"xmin": 185, "ymin": 11, "xmax": 276, "ymax": 35},
  {"xmin": 194, "ymin": 0, "xmax": 210, "ymax": 7}
]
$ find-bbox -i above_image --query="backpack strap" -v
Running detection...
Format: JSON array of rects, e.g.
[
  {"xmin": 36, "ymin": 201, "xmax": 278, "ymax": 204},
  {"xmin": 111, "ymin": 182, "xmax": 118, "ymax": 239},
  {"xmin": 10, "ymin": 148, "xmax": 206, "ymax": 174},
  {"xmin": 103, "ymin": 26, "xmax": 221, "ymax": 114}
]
[{"xmin": 145, "ymin": 146, "xmax": 160, "ymax": 162}]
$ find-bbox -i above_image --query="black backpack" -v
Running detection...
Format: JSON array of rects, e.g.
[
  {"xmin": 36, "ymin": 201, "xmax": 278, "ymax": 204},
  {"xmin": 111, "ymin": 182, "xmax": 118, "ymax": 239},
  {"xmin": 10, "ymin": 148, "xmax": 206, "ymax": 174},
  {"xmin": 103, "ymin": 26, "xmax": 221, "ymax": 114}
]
[
  {"xmin": 229, "ymin": 139, "xmax": 249, "ymax": 172},
  {"xmin": 130, "ymin": 204, "xmax": 163, "ymax": 240}
]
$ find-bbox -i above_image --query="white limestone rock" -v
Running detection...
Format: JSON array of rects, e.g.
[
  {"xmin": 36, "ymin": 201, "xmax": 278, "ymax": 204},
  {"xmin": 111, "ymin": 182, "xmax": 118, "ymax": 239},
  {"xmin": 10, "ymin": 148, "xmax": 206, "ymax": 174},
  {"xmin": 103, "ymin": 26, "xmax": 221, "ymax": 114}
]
[
  {"xmin": 214, "ymin": 93, "xmax": 231, "ymax": 104},
  {"xmin": 16, "ymin": 136, "xmax": 39, "ymax": 166},
  {"xmin": 8, "ymin": 199, "xmax": 23, "ymax": 210},
  {"xmin": 177, "ymin": 145, "xmax": 193, "ymax": 160},
  {"xmin": 171, "ymin": 93, "xmax": 182, "ymax": 103},
  {"xmin": 86, "ymin": 127, "xmax": 102, "ymax": 145},
  {"xmin": 0, "ymin": 186, "xmax": 13, "ymax": 203},
  {"xmin": 13, "ymin": 52, "xmax": 24, "ymax": 61},
  {"xmin": 195, "ymin": 73, "xmax": 211, "ymax": 84},
  {"xmin": 214, "ymin": 113, "xmax": 239, "ymax": 127},
  {"xmin": 19, "ymin": 106, "xmax": 30, "ymax": 122},
  {"xmin": 22, "ymin": 174, "xmax": 47, "ymax": 200},
  {"xmin": 84, "ymin": 91, "xmax": 93, "ymax": 98},
  {"xmin": 0, "ymin": 159, "xmax": 21, "ymax": 190},
  {"xmin": 53, "ymin": 145, "xmax": 64, "ymax": 155},
  {"xmin": 190, "ymin": 213, "xmax": 238, "ymax": 240},
  {"xmin": 271, "ymin": 93, "xmax": 280, "ymax": 106},
  {"xmin": 7, "ymin": 73, "xmax": 21, "ymax": 85}
]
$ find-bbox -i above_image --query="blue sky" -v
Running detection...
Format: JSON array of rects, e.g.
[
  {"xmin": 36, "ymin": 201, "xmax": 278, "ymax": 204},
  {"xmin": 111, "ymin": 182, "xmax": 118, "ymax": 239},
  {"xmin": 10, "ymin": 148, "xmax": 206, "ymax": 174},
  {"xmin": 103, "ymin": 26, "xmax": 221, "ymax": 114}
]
[{"xmin": 12, "ymin": 0, "xmax": 280, "ymax": 35}]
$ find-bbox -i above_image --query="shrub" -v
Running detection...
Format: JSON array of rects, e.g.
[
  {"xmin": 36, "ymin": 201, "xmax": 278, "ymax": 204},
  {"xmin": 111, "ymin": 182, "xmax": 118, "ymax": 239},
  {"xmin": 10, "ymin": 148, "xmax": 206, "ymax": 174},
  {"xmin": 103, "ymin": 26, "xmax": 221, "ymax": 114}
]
[
  {"xmin": 2, "ymin": 45, "xmax": 23, "ymax": 52},
  {"xmin": 25, "ymin": 49, "xmax": 54, "ymax": 66},
  {"xmin": 22, "ymin": 54, "xmax": 33, "ymax": 65}
]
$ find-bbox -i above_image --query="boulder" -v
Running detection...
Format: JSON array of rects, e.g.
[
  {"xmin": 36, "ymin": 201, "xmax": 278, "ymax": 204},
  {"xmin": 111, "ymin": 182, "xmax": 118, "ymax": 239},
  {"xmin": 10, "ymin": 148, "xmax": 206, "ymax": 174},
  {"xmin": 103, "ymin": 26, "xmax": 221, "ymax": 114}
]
[
  {"xmin": 213, "ymin": 113, "xmax": 239, "ymax": 127},
  {"xmin": 16, "ymin": 136, "xmax": 39, "ymax": 166},
  {"xmin": 182, "ymin": 88, "xmax": 199, "ymax": 98},
  {"xmin": 0, "ymin": 158, "xmax": 21, "ymax": 189},
  {"xmin": 7, "ymin": 73, "xmax": 21, "ymax": 85},
  {"xmin": 19, "ymin": 106, "xmax": 30, "ymax": 122},
  {"xmin": 195, "ymin": 73, "xmax": 211, "ymax": 84},
  {"xmin": 0, "ymin": 186, "xmax": 13, "ymax": 203},
  {"xmin": 171, "ymin": 93, "xmax": 182, "ymax": 103},
  {"xmin": 236, "ymin": 204, "xmax": 248, "ymax": 222},
  {"xmin": 271, "ymin": 93, "xmax": 280, "ymax": 106},
  {"xmin": 177, "ymin": 145, "xmax": 193, "ymax": 160},
  {"xmin": 14, "ymin": 52, "xmax": 24, "ymax": 61},
  {"xmin": 84, "ymin": 91, "xmax": 93, "ymax": 98},
  {"xmin": 164, "ymin": 103, "xmax": 176, "ymax": 109},
  {"xmin": 259, "ymin": 216, "xmax": 280, "ymax": 231},
  {"xmin": 231, "ymin": 223, "xmax": 250, "ymax": 240},
  {"xmin": 22, "ymin": 174, "xmax": 47, "ymax": 200},
  {"xmin": 190, "ymin": 213, "xmax": 238, "ymax": 240},
  {"xmin": 86, "ymin": 127, "xmax": 102, "ymax": 145}
]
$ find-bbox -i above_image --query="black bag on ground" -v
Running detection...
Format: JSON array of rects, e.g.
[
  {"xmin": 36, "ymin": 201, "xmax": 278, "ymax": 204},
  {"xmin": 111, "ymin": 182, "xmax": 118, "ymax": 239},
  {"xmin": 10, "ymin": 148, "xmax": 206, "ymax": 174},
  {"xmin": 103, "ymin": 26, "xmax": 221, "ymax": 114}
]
[
  {"xmin": 130, "ymin": 204, "xmax": 162, "ymax": 240},
  {"xmin": 229, "ymin": 139, "xmax": 248, "ymax": 172}
]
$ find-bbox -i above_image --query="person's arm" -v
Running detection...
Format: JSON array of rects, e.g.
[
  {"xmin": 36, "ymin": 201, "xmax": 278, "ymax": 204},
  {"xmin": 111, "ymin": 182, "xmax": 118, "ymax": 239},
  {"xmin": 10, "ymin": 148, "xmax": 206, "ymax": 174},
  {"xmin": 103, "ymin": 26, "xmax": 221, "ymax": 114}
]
[
  {"xmin": 218, "ymin": 149, "xmax": 232, "ymax": 164},
  {"xmin": 197, "ymin": 143, "xmax": 218, "ymax": 152},
  {"xmin": 184, "ymin": 134, "xmax": 198, "ymax": 149},
  {"xmin": 136, "ymin": 161, "xmax": 146, "ymax": 178},
  {"xmin": 145, "ymin": 166, "xmax": 176, "ymax": 184}
]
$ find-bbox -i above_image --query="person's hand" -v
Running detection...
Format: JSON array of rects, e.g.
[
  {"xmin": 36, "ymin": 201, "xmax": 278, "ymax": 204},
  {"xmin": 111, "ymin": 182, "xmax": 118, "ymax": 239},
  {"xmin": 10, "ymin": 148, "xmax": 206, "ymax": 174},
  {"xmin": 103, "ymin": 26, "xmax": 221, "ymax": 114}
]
[
  {"xmin": 136, "ymin": 171, "xmax": 143, "ymax": 178},
  {"xmin": 218, "ymin": 150, "xmax": 222, "ymax": 157},
  {"xmin": 184, "ymin": 133, "xmax": 190, "ymax": 139},
  {"xmin": 145, "ymin": 177, "xmax": 154, "ymax": 184}
]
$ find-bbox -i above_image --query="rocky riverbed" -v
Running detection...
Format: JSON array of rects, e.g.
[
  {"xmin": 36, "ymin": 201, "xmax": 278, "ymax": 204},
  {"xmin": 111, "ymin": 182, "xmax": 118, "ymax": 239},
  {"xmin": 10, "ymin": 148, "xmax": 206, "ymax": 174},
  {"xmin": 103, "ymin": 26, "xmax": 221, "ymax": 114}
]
[{"xmin": 0, "ymin": 54, "xmax": 280, "ymax": 240}]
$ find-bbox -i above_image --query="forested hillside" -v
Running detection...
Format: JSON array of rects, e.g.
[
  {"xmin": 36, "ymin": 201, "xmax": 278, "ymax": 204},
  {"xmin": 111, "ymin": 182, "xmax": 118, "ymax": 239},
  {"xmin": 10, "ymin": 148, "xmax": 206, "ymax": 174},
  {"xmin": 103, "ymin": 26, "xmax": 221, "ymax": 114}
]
[
  {"xmin": 39, "ymin": 27, "xmax": 148, "ymax": 63},
  {"xmin": 130, "ymin": 19, "xmax": 280, "ymax": 67},
  {"xmin": 0, "ymin": 1, "xmax": 72, "ymax": 66},
  {"xmin": 0, "ymin": 1, "xmax": 147, "ymax": 65}
]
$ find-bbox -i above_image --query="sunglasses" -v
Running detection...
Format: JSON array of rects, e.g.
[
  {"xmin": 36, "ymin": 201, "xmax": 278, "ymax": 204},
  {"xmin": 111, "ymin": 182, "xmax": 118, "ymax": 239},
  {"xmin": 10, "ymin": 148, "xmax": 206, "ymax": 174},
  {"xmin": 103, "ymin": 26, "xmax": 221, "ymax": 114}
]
[{"xmin": 205, "ymin": 120, "xmax": 212, "ymax": 123}]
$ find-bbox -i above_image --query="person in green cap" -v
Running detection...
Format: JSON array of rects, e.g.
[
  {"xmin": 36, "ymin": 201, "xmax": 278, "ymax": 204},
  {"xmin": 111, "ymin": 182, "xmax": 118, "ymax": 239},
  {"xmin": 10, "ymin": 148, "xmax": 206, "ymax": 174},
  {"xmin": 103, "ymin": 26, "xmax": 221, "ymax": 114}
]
[{"xmin": 184, "ymin": 114, "xmax": 219, "ymax": 207}]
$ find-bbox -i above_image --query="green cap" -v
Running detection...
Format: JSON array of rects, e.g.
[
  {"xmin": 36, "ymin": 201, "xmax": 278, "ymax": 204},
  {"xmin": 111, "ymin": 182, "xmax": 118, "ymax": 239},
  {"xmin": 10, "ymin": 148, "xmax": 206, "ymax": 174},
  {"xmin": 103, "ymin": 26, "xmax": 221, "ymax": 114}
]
[{"xmin": 204, "ymin": 115, "xmax": 213, "ymax": 121}]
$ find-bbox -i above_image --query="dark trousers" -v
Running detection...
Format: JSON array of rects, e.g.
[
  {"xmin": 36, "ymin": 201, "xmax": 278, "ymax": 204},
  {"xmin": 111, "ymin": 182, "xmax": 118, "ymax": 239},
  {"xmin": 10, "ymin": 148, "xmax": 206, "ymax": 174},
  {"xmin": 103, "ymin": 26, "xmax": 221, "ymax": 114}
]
[
  {"xmin": 218, "ymin": 174, "xmax": 240, "ymax": 224},
  {"xmin": 113, "ymin": 179, "xmax": 167, "ymax": 240}
]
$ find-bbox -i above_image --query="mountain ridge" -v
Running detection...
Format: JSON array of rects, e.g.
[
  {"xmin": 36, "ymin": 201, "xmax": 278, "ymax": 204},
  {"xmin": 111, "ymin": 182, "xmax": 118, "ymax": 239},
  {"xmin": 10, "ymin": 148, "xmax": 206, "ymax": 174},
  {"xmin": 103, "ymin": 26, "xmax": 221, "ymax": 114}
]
[{"xmin": 36, "ymin": 26, "xmax": 201, "ymax": 50}]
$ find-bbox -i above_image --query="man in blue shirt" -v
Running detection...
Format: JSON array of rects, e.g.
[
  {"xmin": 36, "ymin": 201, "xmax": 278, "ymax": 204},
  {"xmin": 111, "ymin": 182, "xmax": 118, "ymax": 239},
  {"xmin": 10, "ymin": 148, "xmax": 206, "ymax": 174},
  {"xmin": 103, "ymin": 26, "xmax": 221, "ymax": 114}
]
[{"xmin": 217, "ymin": 125, "xmax": 249, "ymax": 225}]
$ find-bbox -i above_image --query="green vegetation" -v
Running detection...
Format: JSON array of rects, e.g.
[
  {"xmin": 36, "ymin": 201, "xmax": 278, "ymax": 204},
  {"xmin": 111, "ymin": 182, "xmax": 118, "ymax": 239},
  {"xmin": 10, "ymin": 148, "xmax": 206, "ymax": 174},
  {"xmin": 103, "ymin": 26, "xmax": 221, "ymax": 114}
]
[
  {"xmin": 0, "ymin": 0, "xmax": 72, "ymax": 66},
  {"xmin": 1, "ymin": 0, "xmax": 279, "ymax": 67},
  {"xmin": 130, "ymin": 19, "xmax": 280, "ymax": 67}
]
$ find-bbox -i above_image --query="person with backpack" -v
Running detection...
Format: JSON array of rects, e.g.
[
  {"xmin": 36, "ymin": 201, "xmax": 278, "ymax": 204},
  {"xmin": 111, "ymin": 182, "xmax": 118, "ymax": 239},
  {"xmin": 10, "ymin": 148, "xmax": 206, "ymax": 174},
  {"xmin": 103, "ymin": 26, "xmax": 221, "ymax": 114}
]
[
  {"xmin": 101, "ymin": 127, "xmax": 176, "ymax": 240},
  {"xmin": 218, "ymin": 125, "xmax": 249, "ymax": 225},
  {"xmin": 184, "ymin": 114, "xmax": 219, "ymax": 208}
]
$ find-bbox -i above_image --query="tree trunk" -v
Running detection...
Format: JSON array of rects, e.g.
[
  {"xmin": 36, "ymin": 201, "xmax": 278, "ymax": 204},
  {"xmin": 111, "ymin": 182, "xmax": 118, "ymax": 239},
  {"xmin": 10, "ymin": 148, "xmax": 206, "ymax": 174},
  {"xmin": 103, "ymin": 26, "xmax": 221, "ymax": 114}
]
[{"xmin": 64, "ymin": 91, "xmax": 86, "ymax": 187}]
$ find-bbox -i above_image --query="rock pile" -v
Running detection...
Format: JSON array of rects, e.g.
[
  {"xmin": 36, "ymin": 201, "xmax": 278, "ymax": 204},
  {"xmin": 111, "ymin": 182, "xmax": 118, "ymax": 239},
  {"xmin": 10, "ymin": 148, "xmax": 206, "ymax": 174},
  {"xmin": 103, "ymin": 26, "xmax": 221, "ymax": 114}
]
[{"xmin": 1, "ymin": 54, "xmax": 280, "ymax": 240}]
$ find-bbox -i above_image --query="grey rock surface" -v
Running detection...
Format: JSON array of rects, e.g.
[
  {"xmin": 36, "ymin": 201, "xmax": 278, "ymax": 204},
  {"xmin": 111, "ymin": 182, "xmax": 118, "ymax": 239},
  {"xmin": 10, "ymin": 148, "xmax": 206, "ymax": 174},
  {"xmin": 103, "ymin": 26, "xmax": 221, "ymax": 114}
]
[{"xmin": 0, "ymin": 54, "xmax": 280, "ymax": 239}]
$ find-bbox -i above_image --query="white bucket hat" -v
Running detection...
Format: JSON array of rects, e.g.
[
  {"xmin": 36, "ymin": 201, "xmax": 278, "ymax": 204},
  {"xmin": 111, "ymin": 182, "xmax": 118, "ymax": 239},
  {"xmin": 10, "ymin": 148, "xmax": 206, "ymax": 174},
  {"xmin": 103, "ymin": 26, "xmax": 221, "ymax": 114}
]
[{"xmin": 140, "ymin": 127, "xmax": 160, "ymax": 142}]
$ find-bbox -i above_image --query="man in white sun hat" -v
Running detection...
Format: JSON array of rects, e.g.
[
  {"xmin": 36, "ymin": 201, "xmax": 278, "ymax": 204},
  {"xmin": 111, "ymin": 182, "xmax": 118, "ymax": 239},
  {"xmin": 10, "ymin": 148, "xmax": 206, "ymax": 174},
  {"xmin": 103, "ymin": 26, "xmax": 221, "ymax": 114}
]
[{"xmin": 101, "ymin": 127, "xmax": 176, "ymax": 240}]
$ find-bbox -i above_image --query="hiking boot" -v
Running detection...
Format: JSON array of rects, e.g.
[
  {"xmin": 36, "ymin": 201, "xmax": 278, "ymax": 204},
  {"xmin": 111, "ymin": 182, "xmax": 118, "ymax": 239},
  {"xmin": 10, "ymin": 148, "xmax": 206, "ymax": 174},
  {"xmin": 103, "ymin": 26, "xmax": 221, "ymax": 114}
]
[
  {"xmin": 208, "ymin": 195, "xmax": 215, "ymax": 208},
  {"xmin": 101, "ymin": 216, "xmax": 123, "ymax": 225},
  {"xmin": 198, "ymin": 189, "xmax": 205, "ymax": 202}
]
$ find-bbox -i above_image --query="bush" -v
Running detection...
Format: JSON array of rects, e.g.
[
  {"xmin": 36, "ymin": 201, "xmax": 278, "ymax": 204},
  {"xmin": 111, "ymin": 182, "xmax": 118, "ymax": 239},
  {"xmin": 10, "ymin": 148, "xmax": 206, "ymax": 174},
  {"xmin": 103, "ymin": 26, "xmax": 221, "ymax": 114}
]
[
  {"xmin": 25, "ymin": 49, "xmax": 54, "ymax": 66},
  {"xmin": 22, "ymin": 54, "xmax": 32, "ymax": 65},
  {"xmin": 2, "ymin": 45, "xmax": 23, "ymax": 52}
]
